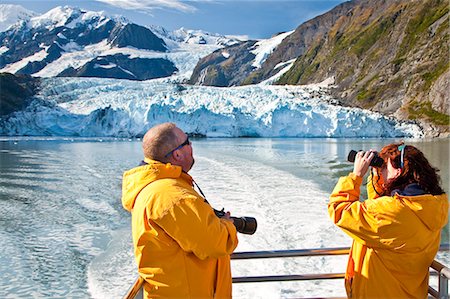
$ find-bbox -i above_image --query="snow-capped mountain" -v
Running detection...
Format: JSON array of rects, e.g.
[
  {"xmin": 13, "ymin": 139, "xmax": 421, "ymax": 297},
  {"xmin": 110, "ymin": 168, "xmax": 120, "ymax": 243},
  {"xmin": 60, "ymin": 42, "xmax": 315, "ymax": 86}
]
[
  {"xmin": 0, "ymin": 76, "xmax": 422, "ymax": 138},
  {"xmin": 149, "ymin": 25, "xmax": 243, "ymax": 47},
  {"xmin": 189, "ymin": 31, "xmax": 294, "ymax": 86},
  {"xmin": 0, "ymin": 4, "xmax": 37, "ymax": 32},
  {"xmin": 0, "ymin": 5, "xmax": 240, "ymax": 81}
]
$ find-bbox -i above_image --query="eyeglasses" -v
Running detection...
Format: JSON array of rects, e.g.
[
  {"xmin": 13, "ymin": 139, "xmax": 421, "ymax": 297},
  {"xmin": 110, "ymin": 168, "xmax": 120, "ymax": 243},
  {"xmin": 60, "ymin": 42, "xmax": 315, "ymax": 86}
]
[
  {"xmin": 164, "ymin": 136, "xmax": 190, "ymax": 158},
  {"xmin": 398, "ymin": 144, "xmax": 406, "ymax": 168}
]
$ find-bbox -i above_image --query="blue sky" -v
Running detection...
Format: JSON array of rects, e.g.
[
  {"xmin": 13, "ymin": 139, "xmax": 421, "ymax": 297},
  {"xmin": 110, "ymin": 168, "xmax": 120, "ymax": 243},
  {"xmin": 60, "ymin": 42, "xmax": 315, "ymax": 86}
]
[{"xmin": 7, "ymin": 0, "xmax": 346, "ymax": 39}]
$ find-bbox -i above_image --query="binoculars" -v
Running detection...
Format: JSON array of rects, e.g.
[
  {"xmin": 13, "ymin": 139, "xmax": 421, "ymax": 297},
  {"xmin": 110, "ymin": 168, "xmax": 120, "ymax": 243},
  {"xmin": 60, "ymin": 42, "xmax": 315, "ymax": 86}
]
[
  {"xmin": 347, "ymin": 150, "xmax": 384, "ymax": 167},
  {"xmin": 214, "ymin": 208, "xmax": 257, "ymax": 235}
]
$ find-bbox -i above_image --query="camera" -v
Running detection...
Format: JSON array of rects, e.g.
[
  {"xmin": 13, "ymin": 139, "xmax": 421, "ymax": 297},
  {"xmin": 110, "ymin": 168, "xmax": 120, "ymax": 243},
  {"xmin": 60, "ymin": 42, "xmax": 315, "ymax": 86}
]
[
  {"xmin": 214, "ymin": 208, "xmax": 257, "ymax": 235},
  {"xmin": 347, "ymin": 150, "xmax": 384, "ymax": 167}
]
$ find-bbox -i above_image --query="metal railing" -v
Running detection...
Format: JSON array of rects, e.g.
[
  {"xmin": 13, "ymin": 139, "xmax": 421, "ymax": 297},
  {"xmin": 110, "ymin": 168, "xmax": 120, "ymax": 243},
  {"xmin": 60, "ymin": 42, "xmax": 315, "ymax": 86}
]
[{"xmin": 123, "ymin": 245, "xmax": 450, "ymax": 299}]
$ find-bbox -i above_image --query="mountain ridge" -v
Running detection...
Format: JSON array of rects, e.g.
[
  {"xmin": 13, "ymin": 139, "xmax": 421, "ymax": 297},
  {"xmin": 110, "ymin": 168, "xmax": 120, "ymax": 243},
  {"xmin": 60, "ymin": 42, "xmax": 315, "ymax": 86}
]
[
  {"xmin": 0, "ymin": 5, "xmax": 241, "ymax": 81},
  {"xmin": 189, "ymin": 0, "xmax": 449, "ymax": 136}
]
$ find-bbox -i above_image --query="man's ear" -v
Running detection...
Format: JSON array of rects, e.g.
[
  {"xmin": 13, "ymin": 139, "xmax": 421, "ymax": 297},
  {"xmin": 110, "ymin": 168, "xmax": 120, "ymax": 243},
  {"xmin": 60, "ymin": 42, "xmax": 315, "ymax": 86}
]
[
  {"xmin": 172, "ymin": 150, "xmax": 183, "ymax": 162},
  {"xmin": 394, "ymin": 167, "xmax": 402, "ymax": 178}
]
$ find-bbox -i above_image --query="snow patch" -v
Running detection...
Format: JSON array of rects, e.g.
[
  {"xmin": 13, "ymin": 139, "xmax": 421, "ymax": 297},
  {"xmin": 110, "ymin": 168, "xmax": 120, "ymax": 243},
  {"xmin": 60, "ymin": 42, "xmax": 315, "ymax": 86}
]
[
  {"xmin": 251, "ymin": 31, "xmax": 294, "ymax": 69},
  {"xmin": 33, "ymin": 40, "xmax": 111, "ymax": 77},
  {"xmin": 61, "ymin": 41, "xmax": 82, "ymax": 52},
  {"xmin": 30, "ymin": 6, "xmax": 78, "ymax": 30},
  {"xmin": 57, "ymin": 32, "xmax": 67, "ymax": 39},
  {"xmin": 260, "ymin": 59, "xmax": 296, "ymax": 85},
  {"xmin": 0, "ymin": 46, "xmax": 9, "ymax": 54},
  {"xmin": 94, "ymin": 63, "xmax": 117, "ymax": 69},
  {"xmin": 302, "ymin": 77, "xmax": 336, "ymax": 90},
  {"xmin": 0, "ymin": 49, "xmax": 48, "ymax": 73}
]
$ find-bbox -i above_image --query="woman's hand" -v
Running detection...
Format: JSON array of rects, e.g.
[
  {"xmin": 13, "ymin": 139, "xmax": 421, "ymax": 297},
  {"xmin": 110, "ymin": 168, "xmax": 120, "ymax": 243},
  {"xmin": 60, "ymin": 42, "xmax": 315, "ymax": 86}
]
[{"xmin": 353, "ymin": 151, "xmax": 375, "ymax": 178}]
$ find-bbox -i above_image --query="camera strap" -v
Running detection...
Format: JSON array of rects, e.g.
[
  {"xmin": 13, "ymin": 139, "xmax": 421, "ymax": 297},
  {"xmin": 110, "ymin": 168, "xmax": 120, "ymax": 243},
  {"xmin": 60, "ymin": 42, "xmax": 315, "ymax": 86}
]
[
  {"xmin": 192, "ymin": 179, "xmax": 228, "ymax": 219},
  {"xmin": 371, "ymin": 168, "xmax": 383, "ymax": 196},
  {"xmin": 192, "ymin": 178, "xmax": 210, "ymax": 204}
]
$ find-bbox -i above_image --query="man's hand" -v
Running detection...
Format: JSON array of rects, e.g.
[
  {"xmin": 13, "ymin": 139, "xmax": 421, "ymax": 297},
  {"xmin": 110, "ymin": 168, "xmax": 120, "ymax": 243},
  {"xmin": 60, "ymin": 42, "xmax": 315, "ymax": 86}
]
[{"xmin": 223, "ymin": 211, "xmax": 234, "ymax": 223}]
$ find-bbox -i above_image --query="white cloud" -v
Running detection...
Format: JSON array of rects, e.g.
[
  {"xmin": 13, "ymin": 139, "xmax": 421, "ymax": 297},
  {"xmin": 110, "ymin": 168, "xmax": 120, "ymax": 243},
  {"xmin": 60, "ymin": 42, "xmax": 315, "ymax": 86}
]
[{"xmin": 95, "ymin": 0, "xmax": 198, "ymax": 13}]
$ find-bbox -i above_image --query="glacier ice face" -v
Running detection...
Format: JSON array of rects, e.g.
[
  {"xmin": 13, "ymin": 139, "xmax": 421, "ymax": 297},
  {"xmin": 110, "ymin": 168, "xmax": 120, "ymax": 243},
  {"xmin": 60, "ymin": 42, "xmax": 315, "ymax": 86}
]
[{"xmin": 0, "ymin": 77, "xmax": 423, "ymax": 138}]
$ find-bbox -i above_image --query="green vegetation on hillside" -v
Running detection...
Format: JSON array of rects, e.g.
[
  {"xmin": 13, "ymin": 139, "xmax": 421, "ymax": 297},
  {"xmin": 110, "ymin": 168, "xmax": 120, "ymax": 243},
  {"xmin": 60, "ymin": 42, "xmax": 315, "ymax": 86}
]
[
  {"xmin": 356, "ymin": 75, "xmax": 403, "ymax": 109},
  {"xmin": 242, "ymin": 71, "xmax": 262, "ymax": 86},
  {"xmin": 422, "ymin": 61, "xmax": 449, "ymax": 92},
  {"xmin": 350, "ymin": 17, "xmax": 396, "ymax": 58},
  {"xmin": 356, "ymin": 74, "xmax": 380, "ymax": 106},
  {"xmin": 395, "ymin": 0, "xmax": 448, "ymax": 65},
  {"xmin": 408, "ymin": 100, "xmax": 449, "ymax": 125},
  {"xmin": 328, "ymin": 5, "xmax": 401, "ymax": 58},
  {"xmin": 277, "ymin": 40, "xmax": 324, "ymax": 85}
]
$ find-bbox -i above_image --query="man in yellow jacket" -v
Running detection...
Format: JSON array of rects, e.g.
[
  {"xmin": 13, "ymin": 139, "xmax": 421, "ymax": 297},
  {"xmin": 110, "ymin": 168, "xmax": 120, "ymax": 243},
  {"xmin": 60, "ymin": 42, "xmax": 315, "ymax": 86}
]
[
  {"xmin": 122, "ymin": 122, "xmax": 238, "ymax": 298},
  {"xmin": 329, "ymin": 144, "xmax": 448, "ymax": 298}
]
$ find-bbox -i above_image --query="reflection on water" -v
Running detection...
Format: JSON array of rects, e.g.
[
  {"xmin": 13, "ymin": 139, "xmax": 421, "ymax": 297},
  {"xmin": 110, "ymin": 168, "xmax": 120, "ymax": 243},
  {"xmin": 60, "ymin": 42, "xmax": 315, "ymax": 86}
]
[{"xmin": 0, "ymin": 137, "xmax": 448, "ymax": 298}]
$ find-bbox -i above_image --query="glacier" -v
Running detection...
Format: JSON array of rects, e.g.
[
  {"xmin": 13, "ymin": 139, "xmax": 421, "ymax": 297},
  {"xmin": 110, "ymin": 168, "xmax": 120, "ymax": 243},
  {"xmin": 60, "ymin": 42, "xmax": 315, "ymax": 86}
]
[{"xmin": 1, "ymin": 77, "xmax": 423, "ymax": 138}]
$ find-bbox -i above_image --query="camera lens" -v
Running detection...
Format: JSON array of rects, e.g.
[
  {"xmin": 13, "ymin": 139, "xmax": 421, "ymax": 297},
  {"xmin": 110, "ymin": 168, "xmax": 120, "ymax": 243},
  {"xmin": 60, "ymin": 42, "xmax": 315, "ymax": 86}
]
[
  {"xmin": 232, "ymin": 216, "xmax": 257, "ymax": 235},
  {"xmin": 214, "ymin": 209, "xmax": 257, "ymax": 235}
]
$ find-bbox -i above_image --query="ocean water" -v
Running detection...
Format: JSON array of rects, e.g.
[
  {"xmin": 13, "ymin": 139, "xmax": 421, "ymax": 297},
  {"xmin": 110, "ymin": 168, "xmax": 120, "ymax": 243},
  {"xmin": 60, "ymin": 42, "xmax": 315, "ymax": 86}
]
[{"xmin": 0, "ymin": 137, "xmax": 448, "ymax": 298}]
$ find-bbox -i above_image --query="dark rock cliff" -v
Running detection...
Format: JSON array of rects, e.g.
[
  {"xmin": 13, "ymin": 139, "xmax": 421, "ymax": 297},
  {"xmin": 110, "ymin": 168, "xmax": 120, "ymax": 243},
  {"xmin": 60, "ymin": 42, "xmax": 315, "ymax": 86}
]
[
  {"xmin": 107, "ymin": 23, "xmax": 167, "ymax": 52},
  {"xmin": 58, "ymin": 54, "xmax": 177, "ymax": 80},
  {"xmin": 189, "ymin": 40, "xmax": 258, "ymax": 87},
  {"xmin": 0, "ymin": 73, "xmax": 39, "ymax": 116}
]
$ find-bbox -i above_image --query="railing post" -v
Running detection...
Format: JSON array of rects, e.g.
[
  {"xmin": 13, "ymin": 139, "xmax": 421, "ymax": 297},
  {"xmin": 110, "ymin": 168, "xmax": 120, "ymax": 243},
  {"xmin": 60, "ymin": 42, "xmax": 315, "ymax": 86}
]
[
  {"xmin": 438, "ymin": 267, "xmax": 449, "ymax": 299},
  {"xmin": 123, "ymin": 276, "xmax": 144, "ymax": 299},
  {"xmin": 430, "ymin": 259, "xmax": 450, "ymax": 299}
]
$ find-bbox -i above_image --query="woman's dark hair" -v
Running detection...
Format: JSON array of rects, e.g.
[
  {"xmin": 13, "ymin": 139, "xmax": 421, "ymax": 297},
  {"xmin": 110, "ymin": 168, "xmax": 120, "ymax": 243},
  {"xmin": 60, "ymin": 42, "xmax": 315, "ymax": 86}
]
[{"xmin": 378, "ymin": 143, "xmax": 445, "ymax": 196}]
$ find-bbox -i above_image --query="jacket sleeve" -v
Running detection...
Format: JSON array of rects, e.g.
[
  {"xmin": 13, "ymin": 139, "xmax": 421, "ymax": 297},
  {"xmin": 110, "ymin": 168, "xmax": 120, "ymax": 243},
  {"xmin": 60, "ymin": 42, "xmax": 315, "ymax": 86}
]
[
  {"xmin": 153, "ymin": 192, "xmax": 239, "ymax": 260},
  {"xmin": 328, "ymin": 173, "xmax": 397, "ymax": 249}
]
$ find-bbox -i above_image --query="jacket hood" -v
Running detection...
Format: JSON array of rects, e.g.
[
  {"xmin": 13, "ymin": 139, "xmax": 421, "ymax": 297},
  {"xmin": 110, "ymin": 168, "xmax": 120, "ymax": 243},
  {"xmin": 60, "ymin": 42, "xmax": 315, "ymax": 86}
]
[
  {"xmin": 396, "ymin": 193, "xmax": 449, "ymax": 231},
  {"xmin": 121, "ymin": 158, "xmax": 183, "ymax": 212}
]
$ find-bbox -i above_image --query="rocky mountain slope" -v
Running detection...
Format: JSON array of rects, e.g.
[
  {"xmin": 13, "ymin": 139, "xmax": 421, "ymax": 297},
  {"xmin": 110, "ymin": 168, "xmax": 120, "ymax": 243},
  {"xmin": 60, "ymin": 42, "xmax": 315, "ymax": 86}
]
[
  {"xmin": 190, "ymin": 0, "xmax": 449, "ymax": 136},
  {"xmin": 189, "ymin": 40, "xmax": 258, "ymax": 86}
]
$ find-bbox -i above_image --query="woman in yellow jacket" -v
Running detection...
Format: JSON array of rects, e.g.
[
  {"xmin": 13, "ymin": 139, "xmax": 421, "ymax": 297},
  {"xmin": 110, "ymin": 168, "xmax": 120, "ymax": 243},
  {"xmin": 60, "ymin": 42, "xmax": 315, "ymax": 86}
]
[{"xmin": 329, "ymin": 143, "xmax": 448, "ymax": 298}]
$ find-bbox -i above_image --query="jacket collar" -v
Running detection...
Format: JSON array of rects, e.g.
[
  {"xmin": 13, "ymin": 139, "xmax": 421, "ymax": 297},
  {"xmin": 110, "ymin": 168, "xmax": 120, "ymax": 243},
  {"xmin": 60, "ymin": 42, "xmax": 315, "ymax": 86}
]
[{"xmin": 391, "ymin": 183, "xmax": 426, "ymax": 196}]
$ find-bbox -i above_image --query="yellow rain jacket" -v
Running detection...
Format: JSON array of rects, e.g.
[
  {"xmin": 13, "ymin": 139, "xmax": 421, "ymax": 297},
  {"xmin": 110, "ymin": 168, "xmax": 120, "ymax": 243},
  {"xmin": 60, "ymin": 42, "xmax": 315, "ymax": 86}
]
[
  {"xmin": 329, "ymin": 173, "xmax": 448, "ymax": 298},
  {"xmin": 122, "ymin": 158, "xmax": 238, "ymax": 298}
]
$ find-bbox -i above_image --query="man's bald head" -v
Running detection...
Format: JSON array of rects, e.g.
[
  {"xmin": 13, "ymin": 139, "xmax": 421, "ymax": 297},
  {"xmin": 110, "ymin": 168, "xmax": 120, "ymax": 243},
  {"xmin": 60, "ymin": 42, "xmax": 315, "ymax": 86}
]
[{"xmin": 142, "ymin": 122, "xmax": 180, "ymax": 162}]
